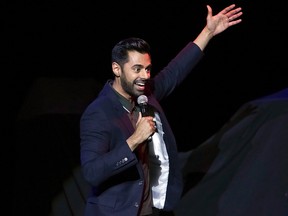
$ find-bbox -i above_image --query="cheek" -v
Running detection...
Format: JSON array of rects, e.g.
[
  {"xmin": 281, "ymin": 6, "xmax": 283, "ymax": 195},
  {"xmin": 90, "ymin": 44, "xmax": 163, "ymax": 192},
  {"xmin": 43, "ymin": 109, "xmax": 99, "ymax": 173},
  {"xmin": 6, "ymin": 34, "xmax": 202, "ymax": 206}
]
[
  {"xmin": 123, "ymin": 70, "xmax": 138, "ymax": 81},
  {"xmin": 121, "ymin": 72, "xmax": 134, "ymax": 84}
]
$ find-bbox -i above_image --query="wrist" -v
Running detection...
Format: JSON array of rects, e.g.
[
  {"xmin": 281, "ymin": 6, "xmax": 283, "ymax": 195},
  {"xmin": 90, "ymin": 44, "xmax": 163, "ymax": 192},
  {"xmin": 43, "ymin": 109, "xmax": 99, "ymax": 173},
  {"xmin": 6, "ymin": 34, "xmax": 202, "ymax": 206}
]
[{"xmin": 193, "ymin": 27, "xmax": 213, "ymax": 51}]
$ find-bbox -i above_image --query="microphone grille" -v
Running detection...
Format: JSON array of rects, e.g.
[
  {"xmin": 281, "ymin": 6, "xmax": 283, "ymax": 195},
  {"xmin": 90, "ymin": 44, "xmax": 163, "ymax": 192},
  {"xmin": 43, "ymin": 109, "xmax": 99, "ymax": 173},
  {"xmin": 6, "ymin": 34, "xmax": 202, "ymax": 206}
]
[{"xmin": 137, "ymin": 95, "xmax": 148, "ymax": 105}]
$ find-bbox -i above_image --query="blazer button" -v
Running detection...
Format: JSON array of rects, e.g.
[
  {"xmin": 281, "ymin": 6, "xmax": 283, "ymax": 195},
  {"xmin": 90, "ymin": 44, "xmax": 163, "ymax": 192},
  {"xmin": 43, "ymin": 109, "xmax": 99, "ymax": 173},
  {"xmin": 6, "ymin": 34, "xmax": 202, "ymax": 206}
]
[{"xmin": 134, "ymin": 202, "xmax": 139, "ymax": 208}]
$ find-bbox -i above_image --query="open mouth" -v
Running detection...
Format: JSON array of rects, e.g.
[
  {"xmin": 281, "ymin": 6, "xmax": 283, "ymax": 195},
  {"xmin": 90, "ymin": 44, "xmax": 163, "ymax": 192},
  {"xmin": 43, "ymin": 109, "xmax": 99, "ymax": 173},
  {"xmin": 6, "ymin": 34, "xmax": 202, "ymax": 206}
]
[{"xmin": 135, "ymin": 80, "xmax": 145, "ymax": 91}]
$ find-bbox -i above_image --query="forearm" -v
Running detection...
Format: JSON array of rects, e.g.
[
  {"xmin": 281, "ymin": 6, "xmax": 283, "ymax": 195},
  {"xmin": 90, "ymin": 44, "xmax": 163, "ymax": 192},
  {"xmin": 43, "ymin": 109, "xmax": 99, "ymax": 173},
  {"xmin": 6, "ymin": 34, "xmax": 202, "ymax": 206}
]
[
  {"xmin": 81, "ymin": 142, "xmax": 138, "ymax": 186},
  {"xmin": 193, "ymin": 26, "xmax": 214, "ymax": 51}
]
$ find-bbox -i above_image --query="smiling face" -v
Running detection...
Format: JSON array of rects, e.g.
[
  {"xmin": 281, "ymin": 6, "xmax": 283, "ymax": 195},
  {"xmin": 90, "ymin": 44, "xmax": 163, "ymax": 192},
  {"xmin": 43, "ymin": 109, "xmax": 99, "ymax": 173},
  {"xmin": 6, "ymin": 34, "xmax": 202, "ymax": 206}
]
[{"xmin": 112, "ymin": 50, "xmax": 152, "ymax": 101}]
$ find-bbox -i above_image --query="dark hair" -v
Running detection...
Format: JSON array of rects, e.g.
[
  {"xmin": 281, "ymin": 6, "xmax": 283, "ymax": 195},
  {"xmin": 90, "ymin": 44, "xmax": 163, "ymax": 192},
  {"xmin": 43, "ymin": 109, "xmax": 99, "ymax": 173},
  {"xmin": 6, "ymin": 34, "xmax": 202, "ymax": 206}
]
[{"xmin": 111, "ymin": 37, "xmax": 151, "ymax": 67}]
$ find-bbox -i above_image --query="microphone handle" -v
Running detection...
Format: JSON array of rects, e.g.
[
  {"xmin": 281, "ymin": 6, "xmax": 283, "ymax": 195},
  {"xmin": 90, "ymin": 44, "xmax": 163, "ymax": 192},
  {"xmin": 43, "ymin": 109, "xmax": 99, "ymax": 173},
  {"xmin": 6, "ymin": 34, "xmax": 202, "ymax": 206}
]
[
  {"xmin": 139, "ymin": 104, "xmax": 148, "ymax": 117},
  {"xmin": 139, "ymin": 103, "xmax": 153, "ymax": 141}
]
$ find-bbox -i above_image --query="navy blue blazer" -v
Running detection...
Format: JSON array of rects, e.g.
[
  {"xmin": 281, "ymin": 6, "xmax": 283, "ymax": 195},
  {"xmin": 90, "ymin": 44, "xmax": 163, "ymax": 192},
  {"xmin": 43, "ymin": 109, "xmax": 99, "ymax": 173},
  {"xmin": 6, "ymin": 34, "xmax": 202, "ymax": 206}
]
[{"xmin": 80, "ymin": 42, "xmax": 204, "ymax": 216}]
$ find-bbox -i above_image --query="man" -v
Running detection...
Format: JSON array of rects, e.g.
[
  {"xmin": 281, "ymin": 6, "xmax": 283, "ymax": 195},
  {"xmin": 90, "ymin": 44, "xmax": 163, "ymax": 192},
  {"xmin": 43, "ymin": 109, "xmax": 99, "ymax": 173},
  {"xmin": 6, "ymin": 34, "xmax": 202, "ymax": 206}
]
[{"xmin": 80, "ymin": 4, "xmax": 243, "ymax": 216}]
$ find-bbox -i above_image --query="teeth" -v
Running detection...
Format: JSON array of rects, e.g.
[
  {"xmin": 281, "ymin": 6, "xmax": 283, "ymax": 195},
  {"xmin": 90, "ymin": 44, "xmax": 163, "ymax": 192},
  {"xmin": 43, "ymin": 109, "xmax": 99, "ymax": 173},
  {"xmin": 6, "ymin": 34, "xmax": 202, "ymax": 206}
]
[{"xmin": 136, "ymin": 82, "xmax": 144, "ymax": 86}]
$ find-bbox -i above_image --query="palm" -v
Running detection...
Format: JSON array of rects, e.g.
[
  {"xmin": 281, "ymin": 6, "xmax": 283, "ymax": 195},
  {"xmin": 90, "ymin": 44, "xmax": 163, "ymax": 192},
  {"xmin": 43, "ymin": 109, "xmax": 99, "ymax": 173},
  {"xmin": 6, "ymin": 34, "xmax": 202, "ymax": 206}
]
[{"xmin": 206, "ymin": 4, "xmax": 243, "ymax": 37}]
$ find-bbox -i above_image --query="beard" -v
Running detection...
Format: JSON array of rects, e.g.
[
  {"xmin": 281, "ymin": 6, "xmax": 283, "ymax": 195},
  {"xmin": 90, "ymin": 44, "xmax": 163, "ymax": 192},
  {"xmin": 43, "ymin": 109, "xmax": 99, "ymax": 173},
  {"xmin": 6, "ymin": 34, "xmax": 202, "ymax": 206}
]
[{"xmin": 120, "ymin": 71, "xmax": 144, "ymax": 98}]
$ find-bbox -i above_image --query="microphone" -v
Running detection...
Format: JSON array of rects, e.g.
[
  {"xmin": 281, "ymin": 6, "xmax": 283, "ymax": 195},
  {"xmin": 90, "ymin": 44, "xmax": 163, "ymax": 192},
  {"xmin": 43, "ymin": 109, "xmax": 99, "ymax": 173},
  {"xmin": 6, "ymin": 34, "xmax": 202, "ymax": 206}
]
[
  {"xmin": 137, "ymin": 95, "xmax": 149, "ymax": 117},
  {"xmin": 137, "ymin": 95, "xmax": 155, "ymax": 142}
]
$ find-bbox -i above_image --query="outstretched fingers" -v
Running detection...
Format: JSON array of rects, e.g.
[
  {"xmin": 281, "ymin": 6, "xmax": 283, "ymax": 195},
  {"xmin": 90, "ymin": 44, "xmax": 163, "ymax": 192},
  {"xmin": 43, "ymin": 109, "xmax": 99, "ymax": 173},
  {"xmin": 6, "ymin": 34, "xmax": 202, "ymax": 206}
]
[
  {"xmin": 227, "ymin": 8, "xmax": 243, "ymax": 19},
  {"xmin": 220, "ymin": 4, "xmax": 237, "ymax": 14},
  {"xmin": 221, "ymin": 4, "xmax": 243, "ymax": 26},
  {"xmin": 227, "ymin": 9, "xmax": 243, "ymax": 26}
]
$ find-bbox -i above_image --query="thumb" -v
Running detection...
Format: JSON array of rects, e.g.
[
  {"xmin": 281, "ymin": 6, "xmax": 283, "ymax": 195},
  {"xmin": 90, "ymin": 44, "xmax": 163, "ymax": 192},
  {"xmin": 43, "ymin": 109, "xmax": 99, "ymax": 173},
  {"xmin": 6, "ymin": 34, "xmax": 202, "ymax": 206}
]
[
  {"xmin": 206, "ymin": 5, "xmax": 212, "ymax": 18},
  {"xmin": 136, "ymin": 111, "xmax": 142, "ymax": 124}
]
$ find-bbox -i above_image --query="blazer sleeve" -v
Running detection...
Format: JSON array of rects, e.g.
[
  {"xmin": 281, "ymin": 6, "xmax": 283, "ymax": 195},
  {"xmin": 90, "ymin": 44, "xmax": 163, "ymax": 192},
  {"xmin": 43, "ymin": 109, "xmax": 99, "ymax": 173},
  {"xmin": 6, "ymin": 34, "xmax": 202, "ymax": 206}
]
[
  {"xmin": 80, "ymin": 100, "xmax": 139, "ymax": 187},
  {"xmin": 152, "ymin": 42, "xmax": 204, "ymax": 100}
]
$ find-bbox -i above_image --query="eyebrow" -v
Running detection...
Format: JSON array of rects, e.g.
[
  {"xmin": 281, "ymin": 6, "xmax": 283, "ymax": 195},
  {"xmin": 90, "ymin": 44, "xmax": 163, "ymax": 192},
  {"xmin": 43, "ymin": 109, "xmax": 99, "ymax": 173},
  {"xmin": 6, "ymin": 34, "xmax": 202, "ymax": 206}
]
[{"xmin": 132, "ymin": 64, "xmax": 152, "ymax": 69}]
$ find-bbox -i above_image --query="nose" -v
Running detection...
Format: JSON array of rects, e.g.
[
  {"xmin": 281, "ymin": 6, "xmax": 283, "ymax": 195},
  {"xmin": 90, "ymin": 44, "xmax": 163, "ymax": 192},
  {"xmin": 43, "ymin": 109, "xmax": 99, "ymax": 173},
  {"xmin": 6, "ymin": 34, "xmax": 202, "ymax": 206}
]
[{"xmin": 140, "ymin": 69, "xmax": 150, "ymax": 79}]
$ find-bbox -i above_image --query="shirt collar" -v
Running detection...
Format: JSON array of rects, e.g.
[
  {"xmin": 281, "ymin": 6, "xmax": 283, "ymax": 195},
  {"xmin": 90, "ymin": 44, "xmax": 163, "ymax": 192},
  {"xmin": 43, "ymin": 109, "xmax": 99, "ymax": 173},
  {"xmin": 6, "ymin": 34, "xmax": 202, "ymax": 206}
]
[{"xmin": 110, "ymin": 83, "xmax": 135, "ymax": 113}]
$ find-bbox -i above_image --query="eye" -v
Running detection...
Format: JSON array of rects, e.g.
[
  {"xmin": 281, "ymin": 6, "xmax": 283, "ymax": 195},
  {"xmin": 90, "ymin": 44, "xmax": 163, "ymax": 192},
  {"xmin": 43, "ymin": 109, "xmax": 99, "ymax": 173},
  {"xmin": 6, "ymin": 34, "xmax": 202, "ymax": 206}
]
[
  {"xmin": 145, "ymin": 65, "xmax": 152, "ymax": 73},
  {"xmin": 134, "ymin": 67, "xmax": 141, "ymax": 73}
]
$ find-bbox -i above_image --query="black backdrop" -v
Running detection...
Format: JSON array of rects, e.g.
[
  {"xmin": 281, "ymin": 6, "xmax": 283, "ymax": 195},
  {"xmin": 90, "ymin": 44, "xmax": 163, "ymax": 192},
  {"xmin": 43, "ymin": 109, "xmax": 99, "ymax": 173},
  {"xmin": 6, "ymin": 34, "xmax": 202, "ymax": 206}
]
[
  {"xmin": 5, "ymin": 0, "xmax": 288, "ymax": 149},
  {"xmin": 5, "ymin": 1, "xmax": 288, "ymax": 214}
]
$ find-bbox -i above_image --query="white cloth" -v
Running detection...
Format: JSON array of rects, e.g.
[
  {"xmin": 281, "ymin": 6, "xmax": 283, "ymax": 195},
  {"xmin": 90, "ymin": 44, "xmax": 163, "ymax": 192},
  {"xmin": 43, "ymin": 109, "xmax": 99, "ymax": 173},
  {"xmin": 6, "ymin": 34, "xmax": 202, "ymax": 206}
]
[{"xmin": 149, "ymin": 112, "xmax": 169, "ymax": 209}]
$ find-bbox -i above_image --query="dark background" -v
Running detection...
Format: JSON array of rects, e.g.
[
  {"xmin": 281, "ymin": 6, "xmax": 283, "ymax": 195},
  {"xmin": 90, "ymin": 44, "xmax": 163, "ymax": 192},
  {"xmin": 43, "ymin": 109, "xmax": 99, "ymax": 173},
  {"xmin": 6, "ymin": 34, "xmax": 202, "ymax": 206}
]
[
  {"xmin": 4, "ymin": 1, "xmax": 288, "ymax": 139},
  {"xmin": 5, "ymin": 0, "xmax": 288, "ymax": 215},
  {"xmin": 4, "ymin": 0, "xmax": 288, "ymax": 147}
]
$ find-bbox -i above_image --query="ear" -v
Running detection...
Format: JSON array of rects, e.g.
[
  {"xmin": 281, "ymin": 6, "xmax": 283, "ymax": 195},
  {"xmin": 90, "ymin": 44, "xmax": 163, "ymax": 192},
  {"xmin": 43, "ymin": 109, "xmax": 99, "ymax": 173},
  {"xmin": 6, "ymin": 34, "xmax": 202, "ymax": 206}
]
[{"xmin": 112, "ymin": 62, "xmax": 121, "ymax": 77}]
